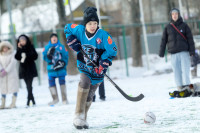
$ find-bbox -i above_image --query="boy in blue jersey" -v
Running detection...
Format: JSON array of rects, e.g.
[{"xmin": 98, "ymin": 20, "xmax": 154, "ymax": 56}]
[
  {"xmin": 64, "ymin": 7, "xmax": 117, "ymax": 129},
  {"xmin": 43, "ymin": 33, "xmax": 69, "ymax": 106}
]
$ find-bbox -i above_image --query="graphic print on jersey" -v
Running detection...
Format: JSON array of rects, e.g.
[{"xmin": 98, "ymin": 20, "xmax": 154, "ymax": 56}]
[{"xmin": 82, "ymin": 44, "xmax": 98, "ymax": 67}]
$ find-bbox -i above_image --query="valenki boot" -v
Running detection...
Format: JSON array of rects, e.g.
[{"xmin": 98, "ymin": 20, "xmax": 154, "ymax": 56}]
[
  {"xmin": 84, "ymin": 101, "xmax": 92, "ymax": 128},
  {"xmin": 73, "ymin": 84, "xmax": 89, "ymax": 129},
  {"xmin": 0, "ymin": 97, "xmax": 6, "ymax": 109},
  {"xmin": 60, "ymin": 85, "xmax": 69, "ymax": 104},
  {"xmin": 9, "ymin": 96, "xmax": 17, "ymax": 108},
  {"xmin": 48, "ymin": 86, "xmax": 59, "ymax": 106}
]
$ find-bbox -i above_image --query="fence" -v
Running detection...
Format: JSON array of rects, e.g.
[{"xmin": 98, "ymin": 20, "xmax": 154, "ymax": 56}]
[{"xmin": 1, "ymin": 20, "xmax": 200, "ymax": 82}]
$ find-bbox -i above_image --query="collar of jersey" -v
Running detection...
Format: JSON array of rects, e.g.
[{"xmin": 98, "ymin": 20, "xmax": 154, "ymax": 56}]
[{"xmin": 85, "ymin": 29, "xmax": 100, "ymax": 41}]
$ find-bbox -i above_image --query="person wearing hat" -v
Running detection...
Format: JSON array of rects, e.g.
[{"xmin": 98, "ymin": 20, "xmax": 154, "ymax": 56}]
[
  {"xmin": 15, "ymin": 34, "xmax": 38, "ymax": 107},
  {"xmin": 43, "ymin": 33, "xmax": 69, "ymax": 106},
  {"xmin": 159, "ymin": 8, "xmax": 195, "ymax": 91},
  {"xmin": 64, "ymin": 7, "xmax": 117, "ymax": 129},
  {"xmin": 0, "ymin": 41, "xmax": 19, "ymax": 109}
]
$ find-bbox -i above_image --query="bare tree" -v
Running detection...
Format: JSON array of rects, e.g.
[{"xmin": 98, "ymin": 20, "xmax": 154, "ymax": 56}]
[
  {"xmin": 55, "ymin": 0, "xmax": 78, "ymax": 75},
  {"xmin": 130, "ymin": 0, "xmax": 142, "ymax": 67},
  {"xmin": 121, "ymin": 0, "xmax": 142, "ymax": 67},
  {"xmin": 0, "ymin": 0, "xmax": 5, "ymax": 13}
]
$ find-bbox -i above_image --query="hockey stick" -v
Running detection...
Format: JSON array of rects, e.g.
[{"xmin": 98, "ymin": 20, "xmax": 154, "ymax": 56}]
[{"xmin": 80, "ymin": 49, "xmax": 144, "ymax": 102}]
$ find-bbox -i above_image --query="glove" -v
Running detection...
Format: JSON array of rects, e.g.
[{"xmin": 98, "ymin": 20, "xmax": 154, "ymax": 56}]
[
  {"xmin": 21, "ymin": 52, "xmax": 26, "ymax": 63},
  {"xmin": 66, "ymin": 35, "xmax": 81, "ymax": 52},
  {"xmin": 159, "ymin": 54, "xmax": 164, "ymax": 58},
  {"xmin": 0, "ymin": 69, "xmax": 7, "ymax": 77},
  {"xmin": 47, "ymin": 47, "xmax": 55, "ymax": 59},
  {"xmin": 95, "ymin": 59, "xmax": 111, "ymax": 75},
  {"xmin": 53, "ymin": 60, "xmax": 65, "ymax": 71}
]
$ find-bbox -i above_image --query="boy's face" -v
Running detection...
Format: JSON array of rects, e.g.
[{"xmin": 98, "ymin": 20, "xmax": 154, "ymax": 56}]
[
  {"xmin": 172, "ymin": 12, "xmax": 179, "ymax": 22},
  {"xmin": 86, "ymin": 21, "xmax": 98, "ymax": 34},
  {"xmin": 51, "ymin": 36, "xmax": 58, "ymax": 44}
]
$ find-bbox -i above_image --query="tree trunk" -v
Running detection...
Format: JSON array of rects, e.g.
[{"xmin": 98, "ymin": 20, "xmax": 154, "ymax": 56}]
[
  {"xmin": 62, "ymin": 33, "xmax": 78, "ymax": 75},
  {"xmin": 130, "ymin": 0, "xmax": 142, "ymax": 67},
  {"xmin": 68, "ymin": 0, "xmax": 74, "ymax": 23},
  {"xmin": 185, "ymin": 0, "xmax": 190, "ymax": 19},
  {"xmin": 130, "ymin": 27, "xmax": 142, "ymax": 66},
  {"xmin": 121, "ymin": 0, "xmax": 142, "ymax": 67},
  {"xmin": 56, "ymin": 0, "xmax": 78, "ymax": 75},
  {"xmin": 56, "ymin": 0, "xmax": 67, "ymax": 28}
]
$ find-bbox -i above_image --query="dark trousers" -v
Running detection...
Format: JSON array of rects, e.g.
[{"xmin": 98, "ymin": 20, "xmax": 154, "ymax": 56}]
[
  {"xmin": 24, "ymin": 77, "xmax": 35, "ymax": 105},
  {"xmin": 99, "ymin": 81, "xmax": 105, "ymax": 99}
]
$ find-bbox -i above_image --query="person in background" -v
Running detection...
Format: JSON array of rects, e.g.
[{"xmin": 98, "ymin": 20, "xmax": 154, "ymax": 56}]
[
  {"xmin": 15, "ymin": 35, "xmax": 38, "ymax": 107},
  {"xmin": 93, "ymin": 80, "xmax": 106, "ymax": 102},
  {"xmin": 0, "ymin": 41, "xmax": 19, "ymax": 109},
  {"xmin": 159, "ymin": 8, "xmax": 195, "ymax": 91},
  {"xmin": 43, "ymin": 33, "xmax": 69, "ymax": 106},
  {"xmin": 64, "ymin": 7, "xmax": 117, "ymax": 129}
]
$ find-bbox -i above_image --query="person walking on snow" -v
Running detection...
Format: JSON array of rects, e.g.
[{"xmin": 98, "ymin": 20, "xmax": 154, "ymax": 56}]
[
  {"xmin": 43, "ymin": 33, "xmax": 69, "ymax": 106},
  {"xmin": 64, "ymin": 7, "xmax": 117, "ymax": 129},
  {"xmin": 15, "ymin": 35, "xmax": 38, "ymax": 107},
  {"xmin": 159, "ymin": 8, "xmax": 195, "ymax": 91},
  {"xmin": 0, "ymin": 41, "xmax": 19, "ymax": 109}
]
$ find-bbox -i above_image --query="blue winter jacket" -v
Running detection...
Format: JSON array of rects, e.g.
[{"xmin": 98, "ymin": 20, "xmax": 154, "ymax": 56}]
[{"xmin": 43, "ymin": 40, "xmax": 68, "ymax": 77}]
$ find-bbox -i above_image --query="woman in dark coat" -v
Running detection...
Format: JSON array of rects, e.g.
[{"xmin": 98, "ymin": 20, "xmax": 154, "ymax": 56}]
[{"xmin": 15, "ymin": 34, "xmax": 38, "ymax": 107}]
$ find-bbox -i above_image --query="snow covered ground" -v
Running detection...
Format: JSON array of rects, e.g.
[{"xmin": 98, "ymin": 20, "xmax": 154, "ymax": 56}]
[{"xmin": 1, "ymin": 55, "xmax": 200, "ymax": 133}]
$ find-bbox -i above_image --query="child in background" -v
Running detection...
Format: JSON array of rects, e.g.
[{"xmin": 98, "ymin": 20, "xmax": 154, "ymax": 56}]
[
  {"xmin": 43, "ymin": 33, "xmax": 69, "ymax": 105},
  {"xmin": 0, "ymin": 41, "xmax": 19, "ymax": 109}
]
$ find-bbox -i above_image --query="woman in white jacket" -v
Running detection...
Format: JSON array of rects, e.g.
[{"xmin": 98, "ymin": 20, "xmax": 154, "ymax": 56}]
[{"xmin": 0, "ymin": 41, "xmax": 19, "ymax": 109}]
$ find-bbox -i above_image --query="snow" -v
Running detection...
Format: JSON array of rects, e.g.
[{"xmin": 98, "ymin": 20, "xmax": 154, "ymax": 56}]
[{"xmin": 1, "ymin": 55, "xmax": 200, "ymax": 133}]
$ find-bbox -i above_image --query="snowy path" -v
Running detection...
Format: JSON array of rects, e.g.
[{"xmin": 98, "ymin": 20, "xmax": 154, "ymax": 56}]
[
  {"xmin": 1, "ymin": 72, "xmax": 200, "ymax": 133},
  {"xmin": 1, "ymin": 55, "xmax": 200, "ymax": 133}
]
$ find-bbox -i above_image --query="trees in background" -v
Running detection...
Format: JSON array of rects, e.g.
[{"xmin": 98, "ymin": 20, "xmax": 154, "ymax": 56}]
[
  {"xmin": 2, "ymin": 0, "xmax": 200, "ymax": 70},
  {"xmin": 121, "ymin": 0, "xmax": 142, "ymax": 67},
  {"xmin": 55, "ymin": 0, "xmax": 78, "ymax": 75}
]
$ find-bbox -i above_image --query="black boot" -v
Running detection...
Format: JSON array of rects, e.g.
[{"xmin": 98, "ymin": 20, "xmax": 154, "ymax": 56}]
[
  {"xmin": 27, "ymin": 99, "xmax": 30, "ymax": 107},
  {"xmin": 31, "ymin": 93, "xmax": 36, "ymax": 105},
  {"xmin": 99, "ymin": 96, "xmax": 106, "ymax": 101},
  {"xmin": 32, "ymin": 97, "xmax": 36, "ymax": 105}
]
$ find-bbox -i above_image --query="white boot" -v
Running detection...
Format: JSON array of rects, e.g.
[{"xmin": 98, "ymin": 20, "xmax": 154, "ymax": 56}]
[
  {"xmin": 0, "ymin": 97, "xmax": 6, "ymax": 109},
  {"xmin": 73, "ymin": 84, "xmax": 89, "ymax": 129},
  {"xmin": 9, "ymin": 96, "xmax": 17, "ymax": 108},
  {"xmin": 48, "ymin": 86, "xmax": 59, "ymax": 106},
  {"xmin": 60, "ymin": 85, "xmax": 69, "ymax": 104}
]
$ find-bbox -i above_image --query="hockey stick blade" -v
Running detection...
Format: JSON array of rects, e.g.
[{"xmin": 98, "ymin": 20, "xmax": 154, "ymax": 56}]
[
  {"xmin": 80, "ymin": 49, "xmax": 144, "ymax": 102},
  {"xmin": 104, "ymin": 74, "xmax": 144, "ymax": 101}
]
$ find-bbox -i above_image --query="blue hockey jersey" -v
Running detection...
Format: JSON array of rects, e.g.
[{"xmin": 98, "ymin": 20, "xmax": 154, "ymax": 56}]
[
  {"xmin": 64, "ymin": 23, "xmax": 117, "ymax": 85},
  {"xmin": 43, "ymin": 40, "xmax": 68, "ymax": 77}
]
